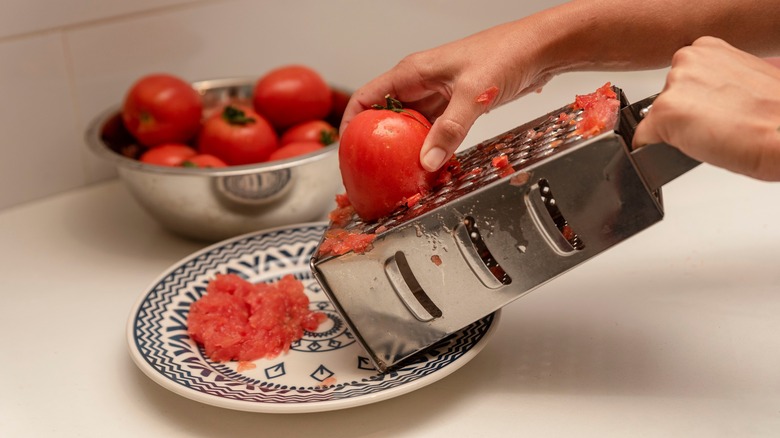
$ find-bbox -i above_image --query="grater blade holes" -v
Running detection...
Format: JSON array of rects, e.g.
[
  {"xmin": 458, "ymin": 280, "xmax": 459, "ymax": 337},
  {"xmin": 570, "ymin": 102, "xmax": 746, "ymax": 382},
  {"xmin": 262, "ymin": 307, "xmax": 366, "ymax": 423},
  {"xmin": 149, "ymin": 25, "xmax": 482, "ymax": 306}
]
[
  {"xmin": 537, "ymin": 179, "xmax": 585, "ymax": 250},
  {"xmin": 329, "ymin": 102, "xmax": 587, "ymax": 237},
  {"xmin": 385, "ymin": 251, "xmax": 442, "ymax": 321},
  {"xmin": 462, "ymin": 216, "xmax": 512, "ymax": 286}
]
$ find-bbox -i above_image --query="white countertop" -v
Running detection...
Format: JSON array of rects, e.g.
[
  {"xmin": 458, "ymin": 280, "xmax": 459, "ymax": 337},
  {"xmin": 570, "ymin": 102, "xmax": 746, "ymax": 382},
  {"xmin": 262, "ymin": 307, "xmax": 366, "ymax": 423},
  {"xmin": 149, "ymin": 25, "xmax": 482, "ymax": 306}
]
[{"xmin": 2, "ymin": 166, "xmax": 780, "ymax": 437}]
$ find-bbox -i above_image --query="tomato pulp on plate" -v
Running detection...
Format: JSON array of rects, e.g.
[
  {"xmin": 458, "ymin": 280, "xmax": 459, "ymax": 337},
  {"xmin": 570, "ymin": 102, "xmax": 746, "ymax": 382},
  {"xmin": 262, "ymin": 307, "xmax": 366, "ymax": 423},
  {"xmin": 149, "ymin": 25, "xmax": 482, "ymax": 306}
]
[{"xmin": 187, "ymin": 274, "xmax": 326, "ymax": 363}]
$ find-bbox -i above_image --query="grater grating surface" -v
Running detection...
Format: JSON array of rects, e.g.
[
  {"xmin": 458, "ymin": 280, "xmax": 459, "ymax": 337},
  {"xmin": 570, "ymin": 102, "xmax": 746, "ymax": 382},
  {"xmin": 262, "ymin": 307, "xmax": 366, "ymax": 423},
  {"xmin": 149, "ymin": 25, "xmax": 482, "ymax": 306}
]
[
  {"xmin": 311, "ymin": 85, "xmax": 699, "ymax": 373},
  {"xmin": 339, "ymin": 101, "xmax": 590, "ymax": 237}
]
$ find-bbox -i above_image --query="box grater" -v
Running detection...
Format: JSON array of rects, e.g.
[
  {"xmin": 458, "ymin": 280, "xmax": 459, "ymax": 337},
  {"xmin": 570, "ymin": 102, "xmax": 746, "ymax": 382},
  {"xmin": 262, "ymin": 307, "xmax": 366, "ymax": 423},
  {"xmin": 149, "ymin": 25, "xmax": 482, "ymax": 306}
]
[{"xmin": 310, "ymin": 86, "xmax": 700, "ymax": 372}]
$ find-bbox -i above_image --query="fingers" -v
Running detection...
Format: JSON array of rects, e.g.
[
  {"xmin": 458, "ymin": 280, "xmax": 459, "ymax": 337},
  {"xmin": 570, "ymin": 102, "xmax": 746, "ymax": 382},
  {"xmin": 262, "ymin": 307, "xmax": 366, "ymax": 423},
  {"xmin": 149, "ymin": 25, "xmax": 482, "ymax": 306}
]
[
  {"xmin": 341, "ymin": 77, "xmax": 487, "ymax": 173},
  {"xmin": 405, "ymin": 94, "xmax": 449, "ymax": 121},
  {"xmin": 632, "ymin": 89, "xmax": 688, "ymax": 152},
  {"xmin": 764, "ymin": 57, "xmax": 780, "ymax": 69},
  {"xmin": 339, "ymin": 81, "xmax": 401, "ymax": 136},
  {"xmin": 339, "ymin": 60, "xmax": 435, "ymax": 135},
  {"xmin": 420, "ymin": 87, "xmax": 490, "ymax": 171},
  {"xmin": 339, "ymin": 94, "xmax": 372, "ymax": 136},
  {"xmin": 631, "ymin": 106, "xmax": 664, "ymax": 149},
  {"xmin": 339, "ymin": 53, "xmax": 498, "ymax": 172},
  {"xmin": 633, "ymin": 37, "xmax": 780, "ymax": 181}
]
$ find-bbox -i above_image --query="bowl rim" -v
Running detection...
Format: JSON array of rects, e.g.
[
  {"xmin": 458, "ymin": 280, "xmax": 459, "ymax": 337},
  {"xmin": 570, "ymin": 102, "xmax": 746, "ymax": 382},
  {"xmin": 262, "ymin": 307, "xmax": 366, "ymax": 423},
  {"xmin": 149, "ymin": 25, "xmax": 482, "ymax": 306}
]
[{"xmin": 84, "ymin": 76, "xmax": 341, "ymax": 177}]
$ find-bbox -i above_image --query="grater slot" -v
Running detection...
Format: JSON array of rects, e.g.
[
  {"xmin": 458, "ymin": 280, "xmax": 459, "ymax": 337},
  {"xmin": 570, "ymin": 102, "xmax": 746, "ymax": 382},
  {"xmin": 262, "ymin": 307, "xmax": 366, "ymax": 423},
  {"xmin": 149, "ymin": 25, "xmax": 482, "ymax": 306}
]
[
  {"xmin": 454, "ymin": 216, "xmax": 511, "ymax": 289},
  {"xmin": 385, "ymin": 251, "xmax": 442, "ymax": 322},
  {"xmin": 526, "ymin": 178, "xmax": 584, "ymax": 255}
]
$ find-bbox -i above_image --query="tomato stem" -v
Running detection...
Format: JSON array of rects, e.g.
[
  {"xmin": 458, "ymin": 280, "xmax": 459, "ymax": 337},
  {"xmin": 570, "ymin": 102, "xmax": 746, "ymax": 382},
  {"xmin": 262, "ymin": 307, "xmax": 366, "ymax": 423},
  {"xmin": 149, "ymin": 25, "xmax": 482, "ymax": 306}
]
[
  {"xmin": 139, "ymin": 111, "xmax": 153, "ymax": 124},
  {"xmin": 319, "ymin": 129, "xmax": 337, "ymax": 145},
  {"xmin": 222, "ymin": 105, "xmax": 256, "ymax": 126},
  {"xmin": 371, "ymin": 95, "xmax": 406, "ymax": 113},
  {"xmin": 371, "ymin": 94, "xmax": 430, "ymax": 128}
]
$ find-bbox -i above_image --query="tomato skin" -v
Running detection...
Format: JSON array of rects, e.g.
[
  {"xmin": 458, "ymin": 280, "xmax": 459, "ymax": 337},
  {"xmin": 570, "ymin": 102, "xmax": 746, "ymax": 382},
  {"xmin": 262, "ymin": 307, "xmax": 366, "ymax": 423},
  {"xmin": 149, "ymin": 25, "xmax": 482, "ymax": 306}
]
[
  {"xmin": 198, "ymin": 105, "xmax": 279, "ymax": 165},
  {"xmin": 268, "ymin": 141, "xmax": 324, "ymax": 162},
  {"xmin": 122, "ymin": 74, "xmax": 202, "ymax": 147},
  {"xmin": 339, "ymin": 104, "xmax": 436, "ymax": 221},
  {"xmin": 252, "ymin": 65, "xmax": 332, "ymax": 130},
  {"xmin": 182, "ymin": 154, "xmax": 228, "ymax": 168},
  {"xmin": 139, "ymin": 143, "xmax": 198, "ymax": 166},
  {"xmin": 280, "ymin": 120, "xmax": 338, "ymax": 146}
]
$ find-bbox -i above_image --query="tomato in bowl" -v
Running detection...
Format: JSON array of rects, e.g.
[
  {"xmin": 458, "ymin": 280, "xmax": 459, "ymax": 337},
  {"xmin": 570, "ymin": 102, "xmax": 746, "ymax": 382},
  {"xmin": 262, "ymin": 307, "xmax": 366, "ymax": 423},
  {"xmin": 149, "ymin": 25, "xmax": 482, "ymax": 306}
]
[{"xmin": 86, "ymin": 77, "xmax": 348, "ymax": 242}]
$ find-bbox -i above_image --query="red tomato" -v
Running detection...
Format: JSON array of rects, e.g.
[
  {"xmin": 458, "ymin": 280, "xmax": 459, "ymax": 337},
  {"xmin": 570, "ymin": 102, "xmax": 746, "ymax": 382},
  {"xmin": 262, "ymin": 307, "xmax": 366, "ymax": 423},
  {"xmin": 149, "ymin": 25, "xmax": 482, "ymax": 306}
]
[
  {"xmin": 326, "ymin": 88, "xmax": 351, "ymax": 127},
  {"xmin": 252, "ymin": 65, "xmax": 332, "ymax": 130},
  {"xmin": 182, "ymin": 154, "xmax": 228, "ymax": 168},
  {"xmin": 198, "ymin": 105, "xmax": 279, "ymax": 165},
  {"xmin": 139, "ymin": 143, "xmax": 198, "ymax": 166},
  {"xmin": 339, "ymin": 96, "xmax": 438, "ymax": 221},
  {"xmin": 268, "ymin": 141, "xmax": 324, "ymax": 162},
  {"xmin": 280, "ymin": 120, "xmax": 338, "ymax": 146},
  {"xmin": 122, "ymin": 74, "xmax": 203, "ymax": 147}
]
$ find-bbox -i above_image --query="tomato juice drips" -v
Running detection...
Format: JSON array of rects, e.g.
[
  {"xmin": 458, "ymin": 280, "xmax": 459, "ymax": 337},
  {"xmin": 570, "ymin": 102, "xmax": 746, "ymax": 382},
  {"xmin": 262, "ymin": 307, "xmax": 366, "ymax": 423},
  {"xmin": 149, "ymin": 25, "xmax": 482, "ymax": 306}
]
[{"xmin": 187, "ymin": 274, "xmax": 326, "ymax": 363}]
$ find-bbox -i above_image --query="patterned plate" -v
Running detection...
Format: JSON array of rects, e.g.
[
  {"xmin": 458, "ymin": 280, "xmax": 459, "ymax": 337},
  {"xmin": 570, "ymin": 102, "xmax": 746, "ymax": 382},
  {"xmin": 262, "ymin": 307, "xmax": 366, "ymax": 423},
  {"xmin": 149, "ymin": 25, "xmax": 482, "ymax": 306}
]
[{"xmin": 127, "ymin": 222, "xmax": 499, "ymax": 413}]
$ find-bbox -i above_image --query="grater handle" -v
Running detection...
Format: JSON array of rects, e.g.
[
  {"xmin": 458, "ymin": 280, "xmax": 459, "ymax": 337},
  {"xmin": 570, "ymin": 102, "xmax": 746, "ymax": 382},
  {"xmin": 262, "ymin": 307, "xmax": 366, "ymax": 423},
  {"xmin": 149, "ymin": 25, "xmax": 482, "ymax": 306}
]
[
  {"xmin": 630, "ymin": 142, "xmax": 700, "ymax": 191},
  {"xmin": 622, "ymin": 94, "xmax": 701, "ymax": 191}
]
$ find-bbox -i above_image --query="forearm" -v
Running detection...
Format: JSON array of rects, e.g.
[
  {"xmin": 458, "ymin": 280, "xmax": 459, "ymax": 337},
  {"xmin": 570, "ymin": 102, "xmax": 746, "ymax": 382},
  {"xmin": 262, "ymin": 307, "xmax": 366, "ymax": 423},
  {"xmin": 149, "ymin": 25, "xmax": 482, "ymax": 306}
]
[
  {"xmin": 512, "ymin": 0, "xmax": 780, "ymax": 75},
  {"xmin": 342, "ymin": 0, "xmax": 780, "ymax": 174}
]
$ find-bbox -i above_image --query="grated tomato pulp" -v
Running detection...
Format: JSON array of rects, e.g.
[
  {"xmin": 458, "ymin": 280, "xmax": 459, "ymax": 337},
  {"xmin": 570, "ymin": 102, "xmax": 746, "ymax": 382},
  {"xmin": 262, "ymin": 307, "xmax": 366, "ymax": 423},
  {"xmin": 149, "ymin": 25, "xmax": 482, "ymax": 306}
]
[
  {"xmin": 187, "ymin": 274, "xmax": 326, "ymax": 363},
  {"xmin": 573, "ymin": 82, "xmax": 620, "ymax": 138}
]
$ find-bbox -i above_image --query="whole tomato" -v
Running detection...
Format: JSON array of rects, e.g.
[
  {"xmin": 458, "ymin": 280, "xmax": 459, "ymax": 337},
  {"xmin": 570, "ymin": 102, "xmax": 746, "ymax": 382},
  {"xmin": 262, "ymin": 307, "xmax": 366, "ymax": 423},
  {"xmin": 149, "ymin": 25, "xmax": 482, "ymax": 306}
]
[
  {"xmin": 198, "ymin": 105, "xmax": 279, "ymax": 165},
  {"xmin": 182, "ymin": 154, "xmax": 228, "ymax": 168},
  {"xmin": 139, "ymin": 143, "xmax": 197, "ymax": 166},
  {"xmin": 268, "ymin": 141, "xmax": 324, "ymax": 162},
  {"xmin": 122, "ymin": 74, "xmax": 202, "ymax": 147},
  {"xmin": 252, "ymin": 65, "xmax": 332, "ymax": 130},
  {"xmin": 280, "ymin": 120, "xmax": 338, "ymax": 146},
  {"xmin": 339, "ymin": 96, "xmax": 438, "ymax": 221}
]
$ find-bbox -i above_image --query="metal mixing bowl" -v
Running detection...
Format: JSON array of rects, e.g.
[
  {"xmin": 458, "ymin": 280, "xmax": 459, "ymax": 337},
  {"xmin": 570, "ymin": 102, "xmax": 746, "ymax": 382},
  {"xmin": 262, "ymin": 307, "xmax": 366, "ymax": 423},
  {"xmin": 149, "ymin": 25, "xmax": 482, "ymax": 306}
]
[{"xmin": 85, "ymin": 77, "xmax": 343, "ymax": 242}]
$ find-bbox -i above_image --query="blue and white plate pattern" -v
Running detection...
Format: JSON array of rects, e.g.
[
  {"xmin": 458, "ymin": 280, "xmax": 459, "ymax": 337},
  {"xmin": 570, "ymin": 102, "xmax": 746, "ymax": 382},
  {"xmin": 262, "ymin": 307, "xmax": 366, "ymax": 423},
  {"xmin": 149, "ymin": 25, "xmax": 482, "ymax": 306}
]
[{"xmin": 127, "ymin": 222, "xmax": 499, "ymax": 413}]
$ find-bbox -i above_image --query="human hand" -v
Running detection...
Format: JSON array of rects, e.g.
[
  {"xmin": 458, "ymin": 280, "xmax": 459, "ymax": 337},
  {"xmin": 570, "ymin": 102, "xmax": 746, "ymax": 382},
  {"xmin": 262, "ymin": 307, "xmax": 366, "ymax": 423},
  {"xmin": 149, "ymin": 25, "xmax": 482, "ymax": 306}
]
[
  {"xmin": 340, "ymin": 22, "xmax": 555, "ymax": 172},
  {"xmin": 633, "ymin": 36, "xmax": 780, "ymax": 181}
]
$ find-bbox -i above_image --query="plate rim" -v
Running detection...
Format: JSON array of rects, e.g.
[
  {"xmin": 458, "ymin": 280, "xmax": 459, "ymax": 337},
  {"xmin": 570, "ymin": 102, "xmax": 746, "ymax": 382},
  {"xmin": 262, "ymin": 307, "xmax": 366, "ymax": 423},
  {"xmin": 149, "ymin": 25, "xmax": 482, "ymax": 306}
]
[{"xmin": 126, "ymin": 221, "xmax": 500, "ymax": 413}]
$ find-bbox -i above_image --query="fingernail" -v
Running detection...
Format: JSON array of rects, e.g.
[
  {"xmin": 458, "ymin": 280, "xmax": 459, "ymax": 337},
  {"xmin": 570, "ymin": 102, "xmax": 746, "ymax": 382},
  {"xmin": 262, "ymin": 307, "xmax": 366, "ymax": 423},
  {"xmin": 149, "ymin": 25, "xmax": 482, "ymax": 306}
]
[{"xmin": 421, "ymin": 147, "xmax": 447, "ymax": 172}]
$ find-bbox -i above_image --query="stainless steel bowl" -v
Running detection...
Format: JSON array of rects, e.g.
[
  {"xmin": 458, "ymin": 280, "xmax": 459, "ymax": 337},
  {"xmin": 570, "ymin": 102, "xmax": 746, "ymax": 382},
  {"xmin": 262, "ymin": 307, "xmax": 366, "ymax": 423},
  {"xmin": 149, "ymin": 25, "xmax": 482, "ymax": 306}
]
[{"xmin": 85, "ymin": 77, "xmax": 343, "ymax": 242}]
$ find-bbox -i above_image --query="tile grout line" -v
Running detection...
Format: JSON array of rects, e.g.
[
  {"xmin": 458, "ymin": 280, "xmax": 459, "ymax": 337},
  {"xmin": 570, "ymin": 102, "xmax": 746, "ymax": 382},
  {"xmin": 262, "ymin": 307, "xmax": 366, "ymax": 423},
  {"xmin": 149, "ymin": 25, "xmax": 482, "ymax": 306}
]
[
  {"xmin": 41, "ymin": 0, "xmax": 233, "ymax": 186},
  {"xmin": 59, "ymin": 30, "xmax": 91, "ymax": 184}
]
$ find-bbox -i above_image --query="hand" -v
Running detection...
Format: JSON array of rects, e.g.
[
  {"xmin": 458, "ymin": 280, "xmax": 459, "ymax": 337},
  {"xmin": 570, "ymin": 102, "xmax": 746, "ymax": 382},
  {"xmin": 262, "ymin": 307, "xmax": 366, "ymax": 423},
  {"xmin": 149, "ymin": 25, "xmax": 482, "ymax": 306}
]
[
  {"xmin": 339, "ymin": 21, "xmax": 556, "ymax": 172},
  {"xmin": 633, "ymin": 37, "xmax": 780, "ymax": 181}
]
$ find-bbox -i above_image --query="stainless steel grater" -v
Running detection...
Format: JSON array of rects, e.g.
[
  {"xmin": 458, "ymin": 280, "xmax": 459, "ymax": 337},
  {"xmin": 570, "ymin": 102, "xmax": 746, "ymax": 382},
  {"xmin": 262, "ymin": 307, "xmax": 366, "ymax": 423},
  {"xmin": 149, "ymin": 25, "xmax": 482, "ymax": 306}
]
[{"xmin": 310, "ymin": 86, "xmax": 700, "ymax": 372}]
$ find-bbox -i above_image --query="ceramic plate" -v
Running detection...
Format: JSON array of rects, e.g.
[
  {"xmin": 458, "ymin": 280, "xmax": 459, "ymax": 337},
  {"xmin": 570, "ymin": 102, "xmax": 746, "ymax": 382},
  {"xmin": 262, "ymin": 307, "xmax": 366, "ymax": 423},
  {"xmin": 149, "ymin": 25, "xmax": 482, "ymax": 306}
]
[{"xmin": 127, "ymin": 222, "xmax": 499, "ymax": 413}]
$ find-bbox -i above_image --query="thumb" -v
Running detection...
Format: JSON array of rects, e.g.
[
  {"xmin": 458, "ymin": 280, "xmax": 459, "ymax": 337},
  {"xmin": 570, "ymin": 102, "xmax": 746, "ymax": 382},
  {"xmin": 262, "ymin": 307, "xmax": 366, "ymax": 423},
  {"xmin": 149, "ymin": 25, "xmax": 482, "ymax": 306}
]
[
  {"xmin": 631, "ymin": 112, "xmax": 664, "ymax": 150},
  {"xmin": 420, "ymin": 90, "xmax": 487, "ymax": 172}
]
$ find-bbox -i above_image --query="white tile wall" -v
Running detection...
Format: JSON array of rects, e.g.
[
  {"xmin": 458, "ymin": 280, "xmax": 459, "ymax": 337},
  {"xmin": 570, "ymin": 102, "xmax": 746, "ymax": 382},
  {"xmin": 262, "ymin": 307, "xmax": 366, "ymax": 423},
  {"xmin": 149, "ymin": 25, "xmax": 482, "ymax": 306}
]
[
  {"xmin": 0, "ymin": 0, "xmax": 200, "ymax": 40},
  {"xmin": 0, "ymin": 32, "xmax": 85, "ymax": 209},
  {"xmin": 0, "ymin": 0, "xmax": 668, "ymax": 211}
]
